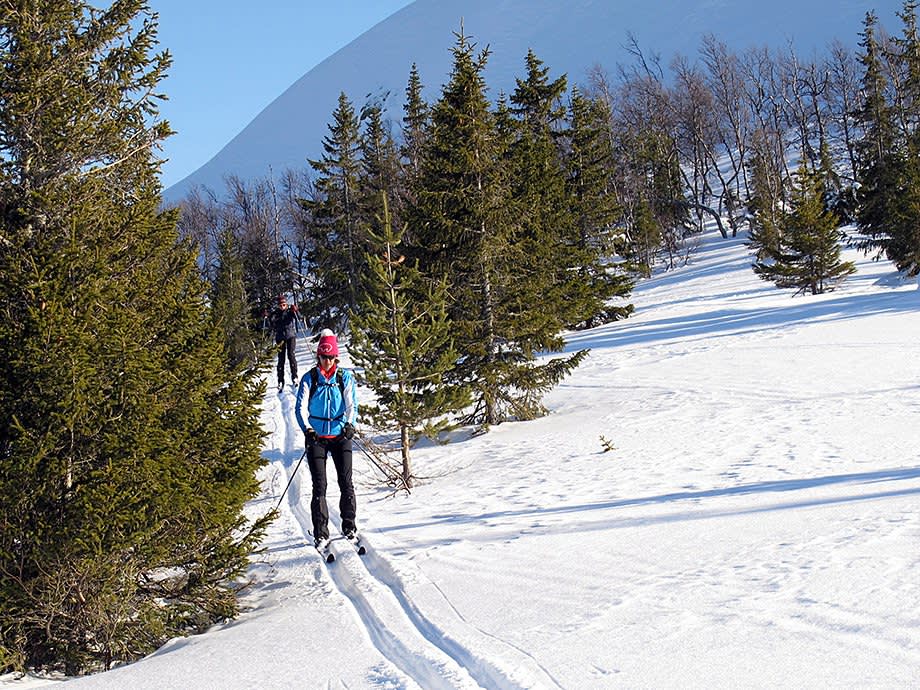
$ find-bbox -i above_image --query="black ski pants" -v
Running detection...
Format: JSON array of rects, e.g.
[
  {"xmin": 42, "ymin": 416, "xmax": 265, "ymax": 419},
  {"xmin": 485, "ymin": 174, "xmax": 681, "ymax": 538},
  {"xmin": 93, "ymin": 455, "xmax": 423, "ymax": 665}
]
[
  {"xmin": 276, "ymin": 337, "xmax": 297, "ymax": 385},
  {"xmin": 307, "ymin": 436, "xmax": 356, "ymax": 540}
]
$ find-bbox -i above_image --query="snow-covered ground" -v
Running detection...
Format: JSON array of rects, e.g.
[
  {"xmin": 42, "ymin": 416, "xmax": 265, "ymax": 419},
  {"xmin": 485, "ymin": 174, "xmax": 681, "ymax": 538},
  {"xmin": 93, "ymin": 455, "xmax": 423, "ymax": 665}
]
[{"xmin": 9, "ymin": 230, "xmax": 920, "ymax": 688}]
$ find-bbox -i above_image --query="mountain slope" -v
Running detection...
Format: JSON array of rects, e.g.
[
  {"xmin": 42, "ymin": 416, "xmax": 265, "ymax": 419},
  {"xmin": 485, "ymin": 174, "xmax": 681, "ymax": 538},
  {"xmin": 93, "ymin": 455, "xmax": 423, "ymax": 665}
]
[
  {"xmin": 48, "ymin": 228, "xmax": 920, "ymax": 690},
  {"xmin": 163, "ymin": 0, "xmax": 901, "ymax": 201}
]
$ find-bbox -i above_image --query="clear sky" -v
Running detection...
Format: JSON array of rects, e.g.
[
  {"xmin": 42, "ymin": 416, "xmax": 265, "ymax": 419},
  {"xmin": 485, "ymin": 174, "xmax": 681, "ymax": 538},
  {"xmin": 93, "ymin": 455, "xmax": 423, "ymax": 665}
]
[{"xmin": 148, "ymin": 1, "xmax": 414, "ymax": 188}]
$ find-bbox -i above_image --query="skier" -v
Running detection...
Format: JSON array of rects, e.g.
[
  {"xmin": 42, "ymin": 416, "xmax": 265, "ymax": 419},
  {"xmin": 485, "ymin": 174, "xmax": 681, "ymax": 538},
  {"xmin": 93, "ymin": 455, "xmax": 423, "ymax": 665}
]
[
  {"xmin": 294, "ymin": 330, "xmax": 359, "ymax": 547},
  {"xmin": 270, "ymin": 294, "xmax": 299, "ymax": 390}
]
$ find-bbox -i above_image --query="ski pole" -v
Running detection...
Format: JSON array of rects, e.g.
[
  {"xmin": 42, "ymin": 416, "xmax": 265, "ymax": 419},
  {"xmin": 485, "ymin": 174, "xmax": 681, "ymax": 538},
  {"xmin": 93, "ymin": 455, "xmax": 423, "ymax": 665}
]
[{"xmin": 274, "ymin": 447, "xmax": 308, "ymax": 510}]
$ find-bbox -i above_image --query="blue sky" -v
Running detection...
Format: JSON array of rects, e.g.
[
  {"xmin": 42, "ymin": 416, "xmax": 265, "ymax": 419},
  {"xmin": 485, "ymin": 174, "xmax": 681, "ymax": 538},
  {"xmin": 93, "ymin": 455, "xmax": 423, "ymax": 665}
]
[{"xmin": 148, "ymin": 1, "xmax": 413, "ymax": 188}]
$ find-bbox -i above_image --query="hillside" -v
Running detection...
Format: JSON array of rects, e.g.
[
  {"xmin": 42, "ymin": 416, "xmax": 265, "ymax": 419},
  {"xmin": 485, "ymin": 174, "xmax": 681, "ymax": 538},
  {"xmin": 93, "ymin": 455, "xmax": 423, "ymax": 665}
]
[
  {"xmin": 163, "ymin": 0, "xmax": 902, "ymax": 201},
  {"xmin": 37, "ymin": 230, "xmax": 920, "ymax": 689}
]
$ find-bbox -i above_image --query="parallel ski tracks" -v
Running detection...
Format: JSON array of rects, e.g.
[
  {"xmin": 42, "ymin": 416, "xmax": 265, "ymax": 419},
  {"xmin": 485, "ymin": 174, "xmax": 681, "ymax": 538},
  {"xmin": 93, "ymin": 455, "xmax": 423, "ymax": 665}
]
[
  {"xmin": 271, "ymin": 380, "xmax": 560, "ymax": 689},
  {"xmin": 283, "ymin": 475, "xmax": 478, "ymax": 689}
]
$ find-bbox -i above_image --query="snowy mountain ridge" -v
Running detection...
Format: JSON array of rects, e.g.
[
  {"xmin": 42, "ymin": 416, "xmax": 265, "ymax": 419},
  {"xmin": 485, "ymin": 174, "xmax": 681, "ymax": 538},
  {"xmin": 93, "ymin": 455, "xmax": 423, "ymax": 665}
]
[{"xmin": 163, "ymin": 0, "xmax": 902, "ymax": 201}]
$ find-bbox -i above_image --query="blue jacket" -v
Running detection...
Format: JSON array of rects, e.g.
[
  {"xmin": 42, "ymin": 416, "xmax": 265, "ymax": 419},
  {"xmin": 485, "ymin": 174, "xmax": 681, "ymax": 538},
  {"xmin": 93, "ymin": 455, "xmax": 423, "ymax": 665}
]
[{"xmin": 295, "ymin": 365, "xmax": 358, "ymax": 438}]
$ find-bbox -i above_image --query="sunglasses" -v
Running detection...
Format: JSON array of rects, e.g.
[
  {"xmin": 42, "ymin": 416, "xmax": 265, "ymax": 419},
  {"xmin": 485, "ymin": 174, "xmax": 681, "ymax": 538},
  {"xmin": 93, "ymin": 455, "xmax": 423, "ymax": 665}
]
[{"xmin": 318, "ymin": 355, "xmax": 335, "ymax": 361}]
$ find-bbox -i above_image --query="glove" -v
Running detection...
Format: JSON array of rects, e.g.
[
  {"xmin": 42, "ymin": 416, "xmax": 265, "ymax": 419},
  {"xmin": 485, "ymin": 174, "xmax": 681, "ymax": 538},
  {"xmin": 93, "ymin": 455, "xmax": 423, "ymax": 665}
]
[
  {"xmin": 291, "ymin": 304, "xmax": 298, "ymax": 313},
  {"xmin": 341, "ymin": 423, "xmax": 355, "ymax": 440},
  {"xmin": 305, "ymin": 428, "xmax": 317, "ymax": 443}
]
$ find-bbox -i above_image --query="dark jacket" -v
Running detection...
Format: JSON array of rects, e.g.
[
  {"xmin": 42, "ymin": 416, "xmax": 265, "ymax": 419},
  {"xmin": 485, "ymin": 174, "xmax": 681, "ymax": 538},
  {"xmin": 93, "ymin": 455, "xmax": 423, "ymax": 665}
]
[{"xmin": 271, "ymin": 306, "xmax": 298, "ymax": 342}]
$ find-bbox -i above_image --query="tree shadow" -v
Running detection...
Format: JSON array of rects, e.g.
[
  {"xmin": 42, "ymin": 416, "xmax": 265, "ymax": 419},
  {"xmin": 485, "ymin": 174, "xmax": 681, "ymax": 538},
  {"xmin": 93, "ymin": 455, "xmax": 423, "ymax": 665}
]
[
  {"xmin": 380, "ymin": 466, "xmax": 920, "ymax": 535},
  {"xmin": 565, "ymin": 288, "xmax": 918, "ymax": 353}
]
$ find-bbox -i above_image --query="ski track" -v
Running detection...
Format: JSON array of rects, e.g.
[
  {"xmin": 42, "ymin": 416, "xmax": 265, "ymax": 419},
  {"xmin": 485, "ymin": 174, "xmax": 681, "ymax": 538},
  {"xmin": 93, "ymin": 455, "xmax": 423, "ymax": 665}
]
[
  {"xmin": 340, "ymin": 535, "xmax": 563, "ymax": 690},
  {"xmin": 279, "ymin": 442, "xmax": 477, "ymax": 689},
  {"xmin": 269, "ymin": 355, "xmax": 557, "ymax": 690}
]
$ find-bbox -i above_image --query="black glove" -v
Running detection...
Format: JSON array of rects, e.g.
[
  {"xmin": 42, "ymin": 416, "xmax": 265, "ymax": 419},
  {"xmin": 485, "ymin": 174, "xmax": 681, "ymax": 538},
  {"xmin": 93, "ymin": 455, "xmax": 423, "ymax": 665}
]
[
  {"xmin": 341, "ymin": 422, "xmax": 355, "ymax": 440},
  {"xmin": 305, "ymin": 428, "xmax": 317, "ymax": 443}
]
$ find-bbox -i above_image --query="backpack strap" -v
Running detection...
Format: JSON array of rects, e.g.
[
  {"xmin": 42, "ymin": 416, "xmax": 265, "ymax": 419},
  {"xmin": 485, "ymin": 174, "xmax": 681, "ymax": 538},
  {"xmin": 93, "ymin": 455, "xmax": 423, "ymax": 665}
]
[
  {"xmin": 308, "ymin": 366, "xmax": 346, "ymax": 400},
  {"xmin": 309, "ymin": 367, "xmax": 319, "ymax": 400}
]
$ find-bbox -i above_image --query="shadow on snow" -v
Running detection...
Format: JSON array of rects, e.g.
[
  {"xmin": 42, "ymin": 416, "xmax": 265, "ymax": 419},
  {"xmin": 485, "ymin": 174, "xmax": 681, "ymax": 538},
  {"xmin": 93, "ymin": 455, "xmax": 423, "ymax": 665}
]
[
  {"xmin": 381, "ymin": 465, "xmax": 920, "ymax": 536},
  {"xmin": 565, "ymin": 288, "xmax": 918, "ymax": 353}
]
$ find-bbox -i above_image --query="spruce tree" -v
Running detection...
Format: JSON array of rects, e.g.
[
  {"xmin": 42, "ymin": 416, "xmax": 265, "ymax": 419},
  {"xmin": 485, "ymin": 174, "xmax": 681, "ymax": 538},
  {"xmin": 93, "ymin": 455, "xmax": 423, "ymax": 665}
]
[
  {"xmin": 754, "ymin": 162, "xmax": 857, "ymax": 294},
  {"xmin": 211, "ymin": 227, "xmax": 258, "ymax": 370},
  {"xmin": 360, "ymin": 104, "xmax": 401, "ymax": 213},
  {"xmin": 398, "ymin": 64, "xmax": 430, "ymax": 245},
  {"xmin": 506, "ymin": 50, "xmax": 576, "ymax": 339},
  {"xmin": 409, "ymin": 29, "xmax": 587, "ymax": 427},
  {"xmin": 401, "ymin": 63, "xmax": 429, "ymax": 182},
  {"xmin": 358, "ymin": 102, "xmax": 402, "ymax": 274},
  {"xmin": 564, "ymin": 88, "xmax": 635, "ymax": 326},
  {"xmin": 855, "ymin": 7, "xmax": 920, "ymax": 277},
  {"xmin": 304, "ymin": 92, "xmax": 364, "ymax": 329},
  {"xmin": 628, "ymin": 195, "xmax": 663, "ymax": 276},
  {"xmin": 349, "ymin": 194, "xmax": 469, "ymax": 488},
  {"xmin": 746, "ymin": 129, "xmax": 786, "ymax": 260},
  {"xmin": 0, "ymin": 1, "xmax": 268, "ymax": 674},
  {"xmin": 888, "ymin": 1, "xmax": 920, "ymax": 276}
]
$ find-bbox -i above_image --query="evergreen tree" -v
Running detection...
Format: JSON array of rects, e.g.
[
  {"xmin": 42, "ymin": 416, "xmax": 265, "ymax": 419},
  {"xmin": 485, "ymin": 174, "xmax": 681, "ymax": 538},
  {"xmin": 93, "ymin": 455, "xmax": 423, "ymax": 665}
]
[
  {"xmin": 855, "ymin": 7, "xmax": 920, "ymax": 277},
  {"xmin": 564, "ymin": 88, "xmax": 634, "ymax": 326},
  {"xmin": 304, "ymin": 92, "xmax": 364, "ymax": 330},
  {"xmin": 626, "ymin": 195, "xmax": 662, "ymax": 276},
  {"xmin": 610, "ymin": 108, "xmax": 688, "ymax": 273},
  {"xmin": 399, "ymin": 63, "xmax": 430, "ymax": 248},
  {"xmin": 644, "ymin": 128, "xmax": 691, "ymax": 267},
  {"xmin": 211, "ymin": 227, "xmax": 259, "ymax": 370},
  {"xmin": 360, "ymin": 103, "xmax": 401, "ymax": 216},
  {"xmin": 409, "ymin": 29, "xmax": 587, "ymax": 427},
  {"xmin": 357, "ymin": 101, "xmax": 402, "ymax": 280},
  {"xmin": 506, "ymin": 50, "xmax": 577, "ymax": 338},
  {"xmin": 349, "ymin": 194, "xmax": 469, "ymax": 488},
  {"xmin": 754, "ymin": 162, "xmax": 856, "ymax": 294},
  {"xmin": 746, "ymin": 128, "xmax": 786, "ymax": 260},
  {"xmin": 400, "ymin": 63, "xmax": 429, "ymax": 182},
  {"xmin": 0, "ymin": 1, "xmax": 268, "ymax": 674},
  {"xmin": 888, "ymin": 1, "xmax": 920, "ymax": 276}
]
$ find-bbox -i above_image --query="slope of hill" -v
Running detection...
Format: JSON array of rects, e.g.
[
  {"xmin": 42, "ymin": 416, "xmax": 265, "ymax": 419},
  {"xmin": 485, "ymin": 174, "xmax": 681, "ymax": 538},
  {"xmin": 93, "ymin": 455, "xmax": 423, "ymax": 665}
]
[
  {"xmin": 163, "ymin": 0, "xmax": 902, "ymax": 201},
  {"xmin": 30, "ymin": 229, "xmax": 919, "ymax": 689}
]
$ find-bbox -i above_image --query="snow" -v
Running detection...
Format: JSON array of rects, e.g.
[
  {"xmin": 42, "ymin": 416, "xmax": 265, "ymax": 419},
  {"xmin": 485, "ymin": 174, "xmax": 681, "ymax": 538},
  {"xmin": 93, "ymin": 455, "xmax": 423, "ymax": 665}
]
[
  {"xmin": 162, "ymin": 0, "xmax": 902, "ymax": 201},
  {"xmin": 6, "ymin": 230, "xmax": 920, "ymax": 688}
]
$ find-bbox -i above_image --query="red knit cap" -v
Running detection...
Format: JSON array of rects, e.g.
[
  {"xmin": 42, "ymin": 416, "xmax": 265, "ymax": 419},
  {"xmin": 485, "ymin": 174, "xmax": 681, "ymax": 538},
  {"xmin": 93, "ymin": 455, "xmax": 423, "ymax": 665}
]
[{"xmin": 317, "ymin": 333, "xmax": 339, "ymax": 356}]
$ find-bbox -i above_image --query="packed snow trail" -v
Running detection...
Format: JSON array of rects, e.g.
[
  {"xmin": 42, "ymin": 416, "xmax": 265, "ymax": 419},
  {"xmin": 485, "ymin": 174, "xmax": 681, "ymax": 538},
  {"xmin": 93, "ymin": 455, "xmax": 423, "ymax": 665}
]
[{"xmin": 268, "ymin": 341, "xmax": 560, "ymax": 689}]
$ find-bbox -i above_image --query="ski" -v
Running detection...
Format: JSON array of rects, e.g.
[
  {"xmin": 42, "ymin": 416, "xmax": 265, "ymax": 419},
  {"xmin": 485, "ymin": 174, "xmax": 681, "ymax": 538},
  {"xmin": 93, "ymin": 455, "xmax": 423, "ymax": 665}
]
[
  {"xmin": 346, "ymin": 534, "xmax": 366, "ymax": 555},
  {"xmin": 315, "ymin": 539, "xmax": 335, "ymax": 563}
]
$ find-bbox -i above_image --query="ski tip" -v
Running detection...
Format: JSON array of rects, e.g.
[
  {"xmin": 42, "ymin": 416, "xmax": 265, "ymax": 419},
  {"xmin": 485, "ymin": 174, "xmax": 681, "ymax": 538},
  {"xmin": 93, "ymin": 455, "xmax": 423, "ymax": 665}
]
[{"xmin": 326, "ymin": 552, "xmax": 336, "ymax": 563}]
